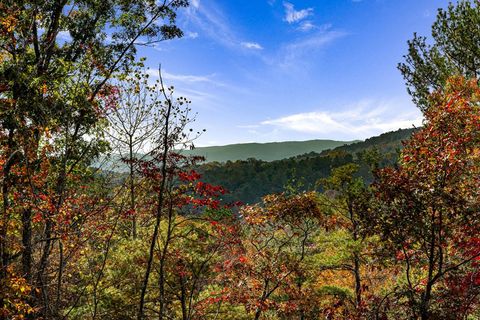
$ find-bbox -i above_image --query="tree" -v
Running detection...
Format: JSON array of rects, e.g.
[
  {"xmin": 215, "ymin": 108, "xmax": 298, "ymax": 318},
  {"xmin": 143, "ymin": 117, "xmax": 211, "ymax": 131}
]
[
  {"xmin": 372, "ymin": 77, "xmax": 480, "ymax": 319},
  {"xmin": 317, "ymin": 163, "xmax": 374, "ymax": 316},
  {"xmin": 106, "ymin": 63, "xmax": 165, "ymax": 239},
  {"xmin": 0, "ymin": 0, "xmax": 189, "ymax": 317},
  {"xmin": 133, "ymin": 73, "xmax": 203, "ymax": 319},
  {"xmin": 218, "ymin": 192, "xmax": 323, "ymax": 320},
  {"xmin": 65, "ymin": 167, "xmax": 231, "ymax": 320},
  {"xmin": 398, "ymin": 0, "xmax": 480, "ymax": 111}
]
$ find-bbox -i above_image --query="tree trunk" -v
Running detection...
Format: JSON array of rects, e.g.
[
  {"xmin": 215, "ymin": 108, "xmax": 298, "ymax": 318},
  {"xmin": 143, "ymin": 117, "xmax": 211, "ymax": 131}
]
[
  {"xmin": 1, "ymin": 129, "xmax": 16, "ymax": 283},
  {"xmin": 138, "ymin": 81, "xmax": 173, "ymax": 319},
  {"xmin": 350, "ymin": 202, "xmax": 362, "ymax": 309},
  {"xmin": 129, "ymin": 137, "xmax": 137, "ymax": 239},
  {"xmin": 158, "ymin": 200, "xmax": 174, "ymax": 320},
  {"xmin": 353, "ymin": 252, "xmax": 362, "ymax": 308},
  {"xmin": 21, "ymin": 208, "xmax": 32, "ymax": 282}
]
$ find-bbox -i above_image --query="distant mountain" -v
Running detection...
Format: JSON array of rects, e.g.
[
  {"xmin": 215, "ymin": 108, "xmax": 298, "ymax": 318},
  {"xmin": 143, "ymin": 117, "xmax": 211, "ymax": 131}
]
[
  {"xmin": 179, "ymin": 139, "xmax": 358, "ymax": 163},
  {"xmin": 197, "ymin": 128, "xmax": 418, "ymax": 204},
  {"xmin": 320, "ymin": 127, "xmax": 418, "ymax": 157}
]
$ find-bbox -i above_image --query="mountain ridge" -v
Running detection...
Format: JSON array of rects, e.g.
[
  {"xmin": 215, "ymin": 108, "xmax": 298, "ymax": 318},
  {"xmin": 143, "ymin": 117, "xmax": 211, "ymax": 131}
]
[
  {"xmin": 196, "ymin": 128, "xmax": 417, "ymax": 204},
  {"xmin": 179, "ymin": 139, "xmax": 359, "ymax": 162}
]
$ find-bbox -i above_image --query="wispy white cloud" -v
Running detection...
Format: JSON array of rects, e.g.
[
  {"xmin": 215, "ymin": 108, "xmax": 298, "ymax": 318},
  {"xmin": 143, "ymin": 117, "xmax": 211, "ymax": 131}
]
[
  {"xmin": 146, "ymin": 69, "xmax": 225, "ymax": 87},
  {"xmin": 259, "ymin": 100, "xmax": 423, "ymax": 139},
  {"xmin": 185, "ymin": 31, "xmax": 199, "ymax": 39},
  {"xmin": 163, "ymin": 72, "xmax": 215, "ymax": 84},
  {"xmin": 277, "ymin": 28, "xmax": 346, "ymax": 69},
  {"xmin": 298, "ymin": 21, "xmax": 316, "ymax": 32},
  {"xmin": 174, "ymin": 87, "xmax": 219, "ymax": 103},
  {"xmin": 184, "ymin": 1, "xmax": 239, "ymax": 49},
  {"xmin": 283, "ymin": 2, "xmax": 314, "ymax": 24},
  {"xmin": 142, "ymin": 68, "xmax": 246, "ymax": 113},
  {"xmin": 183, "ymin": 1, "xmax": 343, "ymax": 74},
  {"xmin": 191, "ymin": 0, "xmax": 200, "ymax": 8},
  {"xmin": 241, "ymin": 42, "xmax": 263, "ymax": 50},
  {"xmin": 184, "ymin": 2, "xmax": 267, "ymax": 53}
]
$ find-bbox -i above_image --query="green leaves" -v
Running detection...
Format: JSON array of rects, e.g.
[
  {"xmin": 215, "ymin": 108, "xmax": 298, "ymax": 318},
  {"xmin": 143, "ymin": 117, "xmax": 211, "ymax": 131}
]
[{"xmin": 399, "ymin": 0, "xmax": 480, "ymax": 112}]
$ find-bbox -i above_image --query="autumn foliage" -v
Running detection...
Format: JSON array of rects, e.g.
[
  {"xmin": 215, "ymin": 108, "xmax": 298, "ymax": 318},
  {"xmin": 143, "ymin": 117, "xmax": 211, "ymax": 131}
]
[
  {"xmin": 1, "ymin": 67, "xmax": 480, "ymax": 319},
  {"xmin": 370, "ymin": 76, "xmax": 480, "ymax": 319},
  {"xmin": 1, "ymin": 0, "xmax": 480, "ymax": 318}
]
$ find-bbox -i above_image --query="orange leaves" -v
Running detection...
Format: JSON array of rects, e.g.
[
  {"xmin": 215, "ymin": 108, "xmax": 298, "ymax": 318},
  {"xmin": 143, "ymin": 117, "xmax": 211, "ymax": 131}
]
[
  {"xmin": 242, "ymin": 191, "xmax": 322, "ymax": 226},
  {"xmin": 0, "ymin": 82, "xmax": 9, "ymax": 93},
  {"xmin": 238, "ymin": 255, "xmax": 248, "ymax": 264},
  {"xmin": 32, "ymin": 212, "xmax": 42, "ymax": 223},
  {"xmin": 213, "ymin": 191, "xmax": 323, "ymax": 318},
  {"xmin": 405, "ymin": 77, "xmax": 480, "ymax": 190},
  {"xmin": 40, "ymin": 83, "xmax": 47, "ymax": 95},
  {"xmin": 372, "ymin": 76, "xmax": 480, "ymax": 316},
  {"xmin": 0, "ymin": 14, "xmax": 17, "ymax": 34},
  {"xmin": 0, "ymin": 267, "xmax": 34, "ymax": 318}
]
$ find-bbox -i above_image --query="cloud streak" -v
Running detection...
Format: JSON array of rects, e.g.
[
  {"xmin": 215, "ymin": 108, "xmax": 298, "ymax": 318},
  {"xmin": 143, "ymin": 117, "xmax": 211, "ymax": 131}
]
[
  {"xmin": 298, "ymin": 21, "xmax": 316, "ymax": 32},
  {"xmin": 191, "ymin": 0, "xmax": 200, "ymax": 8},
  {"xmin": 184, "ymin": 1, "xmax": 262, "ymax": 52},
  {"xmin": 163, "ymin": 72, "xmax": 216, "ymax": 84},
  {"xmin": 260, "ymin": 100, "xmax": 423, "ymax": 139},
  {"xmin": 183, "ymin": 1, "xmax": 343, "ymax": 72},
  {"xmin": 276, "ymin": 28, "xmax": 346, "ymax": 69},
  {"xmin": 283, "ymin": 2, "xmax": 314, "ymax": 24},
  {"xmin": 145, "ymin": 69, "xmax": 226, "ymax": 88},
  {"xmin": 185, "ymin": 31, "xmax": 199, "ymax": 39},
  {"xmin": 241, "ymin": 42, "xmax": 263, "ymax": 50}
]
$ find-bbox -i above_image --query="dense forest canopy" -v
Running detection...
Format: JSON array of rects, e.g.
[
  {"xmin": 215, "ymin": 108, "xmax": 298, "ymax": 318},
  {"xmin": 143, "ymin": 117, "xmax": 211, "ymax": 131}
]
[
  {"xmin": 196, "ymin": 128, "xmax": 415, "ymax": 204},
  {"xmin": 0, "ymin": 1, "xmax": 479, "ymax": 320}
]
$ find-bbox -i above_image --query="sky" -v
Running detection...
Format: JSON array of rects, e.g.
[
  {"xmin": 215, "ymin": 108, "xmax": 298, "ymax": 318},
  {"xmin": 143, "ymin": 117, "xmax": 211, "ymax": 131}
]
[{"xmin": 137, "ymin": 0, "xmax": 453, "ymax": 146}]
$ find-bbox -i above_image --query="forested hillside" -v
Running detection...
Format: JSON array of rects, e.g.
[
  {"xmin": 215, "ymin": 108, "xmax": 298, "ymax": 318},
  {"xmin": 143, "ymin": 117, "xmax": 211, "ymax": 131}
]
[
  {"xmin": 178, "ymin": 139, "xmax": 357, "ymax": 162},
  {"xmin": 198, "ymin": 128, "xmax": 415, "ymax": 204},
  {"xmin": 318, "ymin": 127, "xmax": 418, "ymax": 157},
  {"xmin": 98, "ymin": 139, "xmax": 357, "ymax": 172}
]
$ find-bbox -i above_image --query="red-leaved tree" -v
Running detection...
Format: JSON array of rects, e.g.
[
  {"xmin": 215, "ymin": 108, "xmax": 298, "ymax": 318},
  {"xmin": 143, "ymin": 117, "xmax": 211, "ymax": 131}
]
[{"xmin": 372, "ymin": 76, "xmax": 480, "ymax": 319}]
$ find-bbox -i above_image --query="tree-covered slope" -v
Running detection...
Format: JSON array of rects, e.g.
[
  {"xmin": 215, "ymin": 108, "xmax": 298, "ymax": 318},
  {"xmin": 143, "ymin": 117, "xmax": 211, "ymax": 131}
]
[
  {"xmin": 179, "ymin": 139, "xmax": 357, "ymax": 162},
  {"xmin": 319, "ymin": 127, "xmax": 418, "ymax": 157},
  {"xmin": 198, "ymin": 128, "xmax": 417, "ymax": 204}
]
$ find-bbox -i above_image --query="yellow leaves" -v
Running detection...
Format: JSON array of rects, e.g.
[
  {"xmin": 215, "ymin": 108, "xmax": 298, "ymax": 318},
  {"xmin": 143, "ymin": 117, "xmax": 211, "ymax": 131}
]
[
  {"xmin": 316, "ymin": 269, "xmax": 352, "ymax": 291},
  {"xmin": 1, "ymin": 15, "xmax": 17, "ymax": 33},
  {"xmin": 468, "ymin": 146, "xmax": 480, "ymax": 158},
  {"xmin": 0, "ymin": 51, "xmax": 10, "ymax": 64},
  {"xmin": 0, "ymin": 267, "xmax": 34, "ymax": 318},
  {"xmin": 9, "ymin": 278, "xmax": 31, "ymax": 295},
  {"xmin": 40, "ymin": 83, "xmax": 47, "ymax": 95},
  {"xmin": 43, "ymin": 126, "xmax": 52, "ymax": 139},
  {"xmin": 241, "ymin": 205, "xmax": 268, "ymax": 225},
  {"xmin": 242, "ymin": 192, "xmax": 322, "ymax": 226}
]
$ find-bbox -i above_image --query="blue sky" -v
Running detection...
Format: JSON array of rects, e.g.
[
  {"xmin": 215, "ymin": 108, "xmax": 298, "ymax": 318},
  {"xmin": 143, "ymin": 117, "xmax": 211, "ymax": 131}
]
[{"xmin": 138, "ymin": 0, "xmax": 453, "ymax": 146}]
